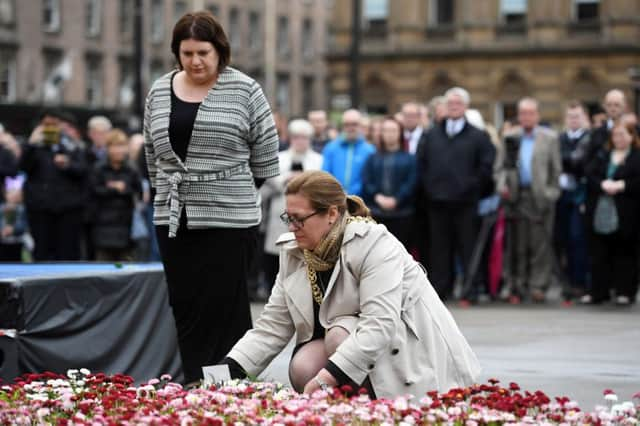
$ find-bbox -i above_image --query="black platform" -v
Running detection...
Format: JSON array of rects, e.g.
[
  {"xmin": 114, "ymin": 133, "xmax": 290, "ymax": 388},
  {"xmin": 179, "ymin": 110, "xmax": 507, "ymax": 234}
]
[{"xmin": 0, "ymin": 263, "xmax": 183, "ymax": 383}]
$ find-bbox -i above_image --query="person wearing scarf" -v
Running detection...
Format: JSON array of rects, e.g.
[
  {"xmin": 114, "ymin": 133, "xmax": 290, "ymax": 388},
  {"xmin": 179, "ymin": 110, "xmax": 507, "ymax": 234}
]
[{"xmin": 224, "ymin": 171, "xmax": 481, "ymax": 398}]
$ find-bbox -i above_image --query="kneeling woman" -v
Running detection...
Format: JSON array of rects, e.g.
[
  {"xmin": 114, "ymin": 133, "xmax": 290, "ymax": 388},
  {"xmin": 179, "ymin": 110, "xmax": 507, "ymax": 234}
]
[{"xmin": 225, "ymin": 171, "xmax": 480, "ymax": 398}]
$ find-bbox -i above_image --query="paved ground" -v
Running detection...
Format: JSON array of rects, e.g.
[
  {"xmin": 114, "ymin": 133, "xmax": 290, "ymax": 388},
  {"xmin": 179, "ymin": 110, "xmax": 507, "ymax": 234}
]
[{"xmin": 251, "ymin": 297, "xmax": 640, "ymax": 410}]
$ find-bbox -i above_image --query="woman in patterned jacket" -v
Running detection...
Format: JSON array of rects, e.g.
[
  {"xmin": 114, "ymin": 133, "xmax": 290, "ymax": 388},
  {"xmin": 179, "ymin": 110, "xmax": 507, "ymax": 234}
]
[{"xmin": 143, "ymin": 11, "xmax": 279, "ymax": 385}]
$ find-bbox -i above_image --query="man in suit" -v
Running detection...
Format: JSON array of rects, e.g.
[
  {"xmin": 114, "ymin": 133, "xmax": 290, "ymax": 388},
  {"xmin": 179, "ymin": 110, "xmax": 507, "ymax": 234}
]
[
  {"xmin": 586, "ymin": 89, "xmax": 633, "ymax": 163},
  {"xmin": 416, "ymin": 87, "xmax": 495, "ymax": 301},
  {"xmin": 503, "ymin": 98, "xmax": 562, "ymax": 303},
  {"xmin": 554, "ymin": 101, "xmax": 591, "ymax": 299},
  {"xmin": 402, "ymin": 102, "xmax": 425, "ymax": 155}
]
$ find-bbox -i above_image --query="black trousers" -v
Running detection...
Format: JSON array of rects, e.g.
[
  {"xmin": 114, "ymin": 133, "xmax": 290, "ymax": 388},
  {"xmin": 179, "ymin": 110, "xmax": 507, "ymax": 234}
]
[
  {"xmin": 589, "ymin": 230, "xmax": 638, "ymax": 302},
  {"xmin": 262, "ymin": 253, "xmax": 279, "ymax": 291},
  {"xmin": 375, "ymin": 215, "xmax": 413, "ymax": 251},
  {"xmin": 427, "ymin": 201, "xmax": 477, "ymax": 300},
  {"xmin": 156, "ymin": 213, "xmax": 256, "ymax": 383},
  {"xmin": 27, "ymin": 208, "xmax": 83, "ymax": 261}
]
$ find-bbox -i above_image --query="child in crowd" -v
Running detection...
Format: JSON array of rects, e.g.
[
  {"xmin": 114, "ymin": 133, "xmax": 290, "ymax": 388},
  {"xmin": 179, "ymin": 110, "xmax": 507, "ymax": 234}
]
[
  {"xmin": 0, "ymin": 177, "xmax": 27, "ymax": 261},
  {"xmin": 90, "ymin": 129, "xmax": 141, "ymax": 261}
]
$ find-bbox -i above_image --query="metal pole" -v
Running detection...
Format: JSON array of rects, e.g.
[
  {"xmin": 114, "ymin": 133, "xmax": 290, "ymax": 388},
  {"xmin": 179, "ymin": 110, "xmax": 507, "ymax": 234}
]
[
  {"xmin": 133, "ymin": 0, "xmax": 144, "ymax": 129},
  {"xmin": 350, "ymin": 0, "xmax": 361, "ymax": 109}
]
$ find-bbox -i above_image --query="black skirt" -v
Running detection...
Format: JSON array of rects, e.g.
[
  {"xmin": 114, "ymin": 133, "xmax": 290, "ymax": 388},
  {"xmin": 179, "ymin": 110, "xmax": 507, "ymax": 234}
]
[{"xmin": 156, "ymin": 212, "xmax": 256, "ymax": 383}]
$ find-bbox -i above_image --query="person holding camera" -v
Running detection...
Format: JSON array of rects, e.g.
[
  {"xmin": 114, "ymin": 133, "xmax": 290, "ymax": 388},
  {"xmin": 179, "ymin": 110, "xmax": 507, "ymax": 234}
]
[
  {"xmin": 260, "ymin": 119, "xmax": 323, "ymax": 295},
  {"xmin": 502, "ymin": 98, "xmax": 562, "ymax": 303},
  {"xmin": 21, "ymin": 109, "xmax": 88, "ymax": 261}
]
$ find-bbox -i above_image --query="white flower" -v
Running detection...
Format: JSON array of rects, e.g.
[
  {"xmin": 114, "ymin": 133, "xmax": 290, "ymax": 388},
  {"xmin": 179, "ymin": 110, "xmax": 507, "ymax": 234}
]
[
  {"xmin": 79, "ymin": 368, "xmax": 91, "ymax": 376},
  {"xmin": 67, "ymin": 369, "xmax": 79, "ymax": 378},
  {"xmin": 605, "ymin": 393, "xmax": 619, "ymax": 402}
]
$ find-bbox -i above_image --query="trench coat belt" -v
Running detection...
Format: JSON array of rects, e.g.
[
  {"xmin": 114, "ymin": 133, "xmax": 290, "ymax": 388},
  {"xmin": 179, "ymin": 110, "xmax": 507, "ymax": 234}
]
[{"xmin": 158, "ymin": 163, "xmax": 249, "ymax": 238}]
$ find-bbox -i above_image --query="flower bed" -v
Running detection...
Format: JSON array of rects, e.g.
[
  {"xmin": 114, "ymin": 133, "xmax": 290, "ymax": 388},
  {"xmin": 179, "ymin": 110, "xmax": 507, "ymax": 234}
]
[{"xmin": 0, "ymin": 370, "xmax": 638, "ymax": 425}]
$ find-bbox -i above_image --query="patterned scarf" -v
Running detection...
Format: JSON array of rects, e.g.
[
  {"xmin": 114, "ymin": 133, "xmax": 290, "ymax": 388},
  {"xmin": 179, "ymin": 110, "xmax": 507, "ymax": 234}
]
[{"xmin": 303, "ymin": 212, "xmax": 349, "ymax": 272}]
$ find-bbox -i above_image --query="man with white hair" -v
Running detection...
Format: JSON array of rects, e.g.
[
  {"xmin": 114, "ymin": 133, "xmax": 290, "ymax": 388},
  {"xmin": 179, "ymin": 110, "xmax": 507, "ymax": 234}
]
[
  {"xmin": 322, "ymin": 109, "xmax": 375, "ymax": 196},
  {"xmin": 415, "ymin": 87, "xmax": 495, "ymax": 301},
  {"xmin": 86, "ymin": 115, "xmax": 113, "ymax": 165}
]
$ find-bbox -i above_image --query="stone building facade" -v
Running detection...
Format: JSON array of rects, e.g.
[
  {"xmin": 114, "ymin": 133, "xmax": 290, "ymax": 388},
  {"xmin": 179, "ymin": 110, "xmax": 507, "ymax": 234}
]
[
  {"xmin": 0, "ymin": 0, "xmax": 331, "ymax": 134},
  {"xmin": 328, "ymin": 0, "xmax": 640, "ymax": 126}
]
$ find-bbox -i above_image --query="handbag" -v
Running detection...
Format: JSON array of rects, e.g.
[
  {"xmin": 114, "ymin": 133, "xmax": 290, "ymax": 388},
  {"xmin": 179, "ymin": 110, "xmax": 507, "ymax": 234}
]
[
  {"xmin": 593, "ymin": 194, "xmax": 619, "ymax": 235},
  {"xmin": 131, "ymin": 205, "xmax": 150, "ymax": 241}
]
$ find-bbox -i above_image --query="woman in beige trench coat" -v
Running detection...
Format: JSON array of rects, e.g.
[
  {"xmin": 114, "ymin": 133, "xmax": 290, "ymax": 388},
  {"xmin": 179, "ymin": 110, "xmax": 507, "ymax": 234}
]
[{"xmin": 225, "ymin": 171, "xmax": 481, "ymax": 399}]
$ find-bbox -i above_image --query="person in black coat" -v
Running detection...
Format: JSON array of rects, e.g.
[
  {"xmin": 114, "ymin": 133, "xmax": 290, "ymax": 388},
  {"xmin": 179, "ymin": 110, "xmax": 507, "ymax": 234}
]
[
  {"xmin": 21, "ymin": 109, "xmax": 88, "ymax": 261},
  {"xmin": 583, "ymin": 121, "xmax": 640, "ymax": 305},
  {"xmin": 90, "ymin": 129, "xmax": 142, "ymax": 261},
  {"xmin": 362, "ymin": 117, "xmax": 416, "ymax": 249},
  {"xmin": 415, "ymin": 87, "xmax": 495, "ymax": 301}
]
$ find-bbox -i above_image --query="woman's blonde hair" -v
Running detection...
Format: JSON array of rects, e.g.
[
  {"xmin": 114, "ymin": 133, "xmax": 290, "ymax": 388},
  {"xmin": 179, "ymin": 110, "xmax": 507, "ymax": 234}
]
[{"xmin": 285, "ymin": 171, "xmax": 371, "ymax": 217}]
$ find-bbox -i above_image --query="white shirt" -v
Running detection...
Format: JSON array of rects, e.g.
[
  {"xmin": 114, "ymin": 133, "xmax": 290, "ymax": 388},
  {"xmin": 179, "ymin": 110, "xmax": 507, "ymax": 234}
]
[
  {"xmin": 446, "ymin": 118, "xmax": 466, "ymax": 137},
  {"xmin": 404, "ymin": 126, "xmax": 424, "ymax": 154}
]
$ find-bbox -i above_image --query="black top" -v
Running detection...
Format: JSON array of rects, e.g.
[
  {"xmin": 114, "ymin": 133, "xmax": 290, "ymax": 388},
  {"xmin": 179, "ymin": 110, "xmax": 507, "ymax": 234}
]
[
  {"xmin": 416, "ymin": 121, "xmax": 495, "ymax": 203},
  {"xmin": 169, "ymin": 72, "xmax": 201, "ymax": 163}
]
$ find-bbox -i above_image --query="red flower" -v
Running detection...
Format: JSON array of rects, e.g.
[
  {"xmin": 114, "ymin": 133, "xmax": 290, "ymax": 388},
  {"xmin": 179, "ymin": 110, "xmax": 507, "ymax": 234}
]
[
  {"xmin": 509, "ymin": 382, "xmax": 520, "ymax": 391},
  {"xmin": 603, "ymin": 389, "xmax": 615, "ymax": 395}
]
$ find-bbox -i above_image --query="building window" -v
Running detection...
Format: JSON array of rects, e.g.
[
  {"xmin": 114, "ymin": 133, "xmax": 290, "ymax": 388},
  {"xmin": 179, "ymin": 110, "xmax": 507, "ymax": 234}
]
[
  {"xmin": 207, "ymin": 3, "xmax": 219, "ymax": 18},
  {"xmin": 302, "ymin": 76, "xmax": 314, "ymax": 115},
  {"xmin": 86, "ymin": 0, "xmax": 101, "ymax": 37},
  {"xmin": 0, "ymin": 0, "xmax": 16, "ymax": 27},
  {"xmin": 86, "ymin": 58, "xmax": 102, "ymax": 107},
  {"xmin": 248, "ymin": 11, "xmax": 261, "ymax": 51},
  {"xmin": 500, "ymin": 0, "xmax": 527, "ymax": 25},
  {"xmin": 429, "ymin": 0, "xmax": 454, "ymax": 26},
  {"xmin": 119, "ymin": 59, "xmax": 134, "ymax": 108},
  {"xmin": 151, "ymin": 0, "xmax": 164, "ymax": 43},
  {"xmin": 229, "ymin": 8, "xmax": 241, "ymax": 50},
  {"xmin": 119, "ymin": 0, "xmax": 133, "ymax": 37},
  {"xmin": 277, "ymin": 16, "xmax": 290, "ymax": 58},
  {"xmin": 150, "ymin": 60, "xmax": 165, "ymax": 84},
  {"xmin": 276, "ymin": 74, "xmax": 290, "ymax": 116},
  {"xmin": 494, "ymin": 102, "xmax": 518, "ymax": 130},
  {"xmin": 174, "ymin": 0, "xmax": 188, "ymax": 22},
  {"xmin": 0, "ymin": 49, "xmax": 16, "ymax": 102},
  {"xmin": 43, "ymin": 0, "xmax": 61, "ymax": 32},
  {"xmin": 363, "ymin": 0, "xmax": 387, "ymax": 37},
  {"xmin": 302, "ymin": 19, "xmax": 313, "ymax": 59},
  {"xmin": 43, "ymin": 51, "xmax": 72, "ymax": 104},
  {"xmin": 575, "ymin": 0, "xmax": 599, "ymax": 21}
]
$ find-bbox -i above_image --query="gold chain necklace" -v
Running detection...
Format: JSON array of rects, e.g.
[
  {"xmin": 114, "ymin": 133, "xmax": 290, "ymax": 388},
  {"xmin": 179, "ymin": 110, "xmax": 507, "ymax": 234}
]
[{"xmin": 306, "ymin": 263, "xmax": 324, "ymax": 305}]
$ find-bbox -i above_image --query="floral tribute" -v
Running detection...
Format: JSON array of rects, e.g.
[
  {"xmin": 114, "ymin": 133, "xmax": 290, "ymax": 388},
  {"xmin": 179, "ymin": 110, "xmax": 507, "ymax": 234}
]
[{"xmin": 0, "ymin": 370, "xmax": 638, "ymax": 425}]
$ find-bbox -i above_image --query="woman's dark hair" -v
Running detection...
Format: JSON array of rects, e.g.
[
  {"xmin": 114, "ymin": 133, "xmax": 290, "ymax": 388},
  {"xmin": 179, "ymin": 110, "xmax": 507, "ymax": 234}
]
[
  {"xmin": 171, "ymin": 11, "xmax": 230, "ymax": 71},
  {"xmin": 285, "ymin": 171, "xmax": 371, "ymax": 217},
  {"xmin": 379, "ymin": 116, "xmax": 404, "ymax": 153}
]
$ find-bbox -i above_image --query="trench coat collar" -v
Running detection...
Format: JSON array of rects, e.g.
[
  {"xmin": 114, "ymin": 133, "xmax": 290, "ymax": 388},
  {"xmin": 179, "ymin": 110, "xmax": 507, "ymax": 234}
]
[{"xmin": 278, "ymin": 221, "xmax": 372, "ymax": 325}]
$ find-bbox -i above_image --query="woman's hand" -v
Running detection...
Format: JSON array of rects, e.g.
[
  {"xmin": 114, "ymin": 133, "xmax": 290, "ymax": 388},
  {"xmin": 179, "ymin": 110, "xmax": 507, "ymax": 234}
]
[
  {"xmin": 303, "ymin": 368, "xmax": 337, "ymax": 394},
  {"xmin": 601, "ymin": 179, "xmax": 625, "ymax": 195},
  {"xmin": 374, "ymin": 194, "xmax": 397, "ymax": 211}
]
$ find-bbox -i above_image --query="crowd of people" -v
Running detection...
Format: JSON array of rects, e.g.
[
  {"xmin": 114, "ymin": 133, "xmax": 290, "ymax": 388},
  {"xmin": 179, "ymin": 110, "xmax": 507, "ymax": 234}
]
[
  {"xmin": 252, "ymin": 88, "xmax": 640, "ymax": 307},
  {"xmin": 0, "ymin": 89, "xmax": 638, "ymax": 307},
  {"xmin": 0, "ymin": 110, "xmax": 159, "ymax": 263}
]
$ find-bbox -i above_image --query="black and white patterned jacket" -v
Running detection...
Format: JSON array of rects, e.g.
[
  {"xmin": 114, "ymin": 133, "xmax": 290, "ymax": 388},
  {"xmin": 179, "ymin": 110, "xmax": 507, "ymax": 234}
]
[{"xmin": 143, "ymin": 67, "xmax": 280, "ymax": 237}]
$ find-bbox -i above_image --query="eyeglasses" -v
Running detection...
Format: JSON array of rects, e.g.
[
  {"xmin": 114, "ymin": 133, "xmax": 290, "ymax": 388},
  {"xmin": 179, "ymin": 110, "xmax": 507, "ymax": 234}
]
[{"xmin": 280, "ymin": 210, "xmax": 320, "ymax": 228}]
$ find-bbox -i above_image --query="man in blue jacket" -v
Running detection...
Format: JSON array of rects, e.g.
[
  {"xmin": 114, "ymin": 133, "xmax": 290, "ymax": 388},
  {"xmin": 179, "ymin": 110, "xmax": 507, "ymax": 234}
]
[{"xmin": 322, "ymin": 109, "xmax": 375, "ymax": 196}]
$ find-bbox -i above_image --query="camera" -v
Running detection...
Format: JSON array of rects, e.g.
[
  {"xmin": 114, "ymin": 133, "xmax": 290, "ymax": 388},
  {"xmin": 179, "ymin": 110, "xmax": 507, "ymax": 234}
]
[
  {"xmin": 291, "ymin": 161, "xmax": 303, "ymax": 172},
  {"xmin": 42, "ymin": 125, "xmax": 61, "ymax": 146},
  {"xmin": 504, "ymin": 135, "xmax": 521, "ymax": 170}
]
